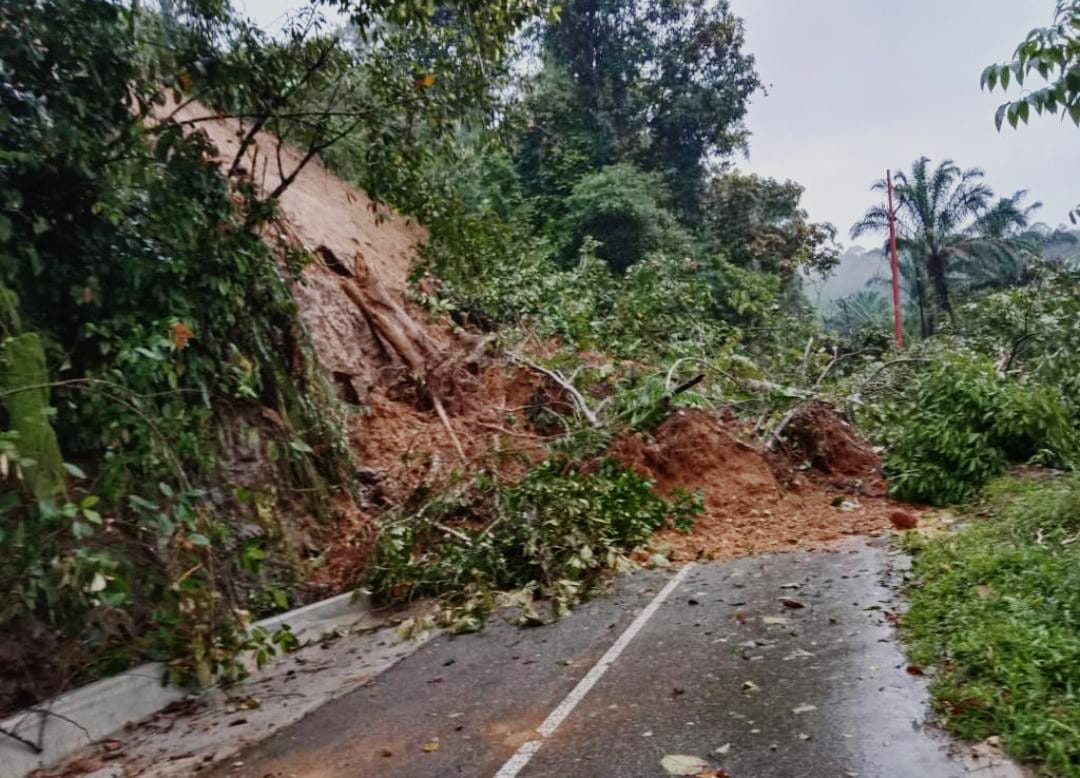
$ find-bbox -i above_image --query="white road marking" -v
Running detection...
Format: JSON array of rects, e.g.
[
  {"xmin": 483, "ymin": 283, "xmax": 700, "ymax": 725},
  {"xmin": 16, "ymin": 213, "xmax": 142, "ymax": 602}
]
[{"xmin": 493, "ymin": 563, "xmax": 696, "ymax": 778}]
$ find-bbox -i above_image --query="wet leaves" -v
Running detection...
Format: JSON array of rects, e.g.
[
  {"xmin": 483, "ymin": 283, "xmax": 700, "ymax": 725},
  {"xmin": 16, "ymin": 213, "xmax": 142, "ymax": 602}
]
[
  {"xmin": 394, "ymin": 616, "xmax": 434, "ymax": 641},
  {"xmin": 170, "ymin": 321, "xmax": 194, "ymax": 350},
  {"xmin": 660, "ymin": 754, "xmax": 710, "ymax": 775},
  {"xmin": 224, "ymin": 695, "xmax": 260, "ymax": 713}
]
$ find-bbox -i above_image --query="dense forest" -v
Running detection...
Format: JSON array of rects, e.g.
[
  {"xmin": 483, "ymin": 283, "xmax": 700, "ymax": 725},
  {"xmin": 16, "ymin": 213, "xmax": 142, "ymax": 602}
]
[{"xmin": 1, "ymin": 0, "xmax": 1077, "ymax": 773}]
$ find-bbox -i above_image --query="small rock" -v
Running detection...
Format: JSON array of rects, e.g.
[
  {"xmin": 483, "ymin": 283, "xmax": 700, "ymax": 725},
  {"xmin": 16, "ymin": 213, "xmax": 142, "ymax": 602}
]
[{"xmin": 890, "ymin": 510, "xmax": 919, "ymax": 530}]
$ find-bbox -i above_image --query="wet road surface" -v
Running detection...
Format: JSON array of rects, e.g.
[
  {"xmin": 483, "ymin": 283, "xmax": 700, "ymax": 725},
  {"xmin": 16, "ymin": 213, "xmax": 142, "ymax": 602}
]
[{"xmin": 207, "ymin": 540, "xmax": 983, "ymax": 778}]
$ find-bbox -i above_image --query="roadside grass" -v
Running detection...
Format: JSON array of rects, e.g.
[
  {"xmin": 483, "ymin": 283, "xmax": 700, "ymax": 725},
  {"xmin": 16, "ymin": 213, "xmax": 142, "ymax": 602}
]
[{"xmin": 903, "ymin": 472, "xmax": 1080, "ymax": 776}]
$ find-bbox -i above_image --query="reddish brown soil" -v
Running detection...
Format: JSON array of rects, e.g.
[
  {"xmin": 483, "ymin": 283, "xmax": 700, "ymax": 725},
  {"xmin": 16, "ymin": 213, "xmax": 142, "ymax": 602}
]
[
  {"xmin": 168, "ymin": 104, "xmax": 916, "ymax": 585},
  {"xmin": 784, "ymin": 401, "xmax": 881, "ymax": 478},
  {"xmin": 613, "ymin": 408, "xmax": 910, "ymax": 562},
  {"xmin": 350, "ymin": 364, "xmax": 550, "ymax": 507}
]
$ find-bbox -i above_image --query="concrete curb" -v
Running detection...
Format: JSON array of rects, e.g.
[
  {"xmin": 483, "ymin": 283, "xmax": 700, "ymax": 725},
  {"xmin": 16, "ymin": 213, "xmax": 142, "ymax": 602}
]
[{"xmin": 1, "ymin": 590, "xmax": 379, "ymax": 778}]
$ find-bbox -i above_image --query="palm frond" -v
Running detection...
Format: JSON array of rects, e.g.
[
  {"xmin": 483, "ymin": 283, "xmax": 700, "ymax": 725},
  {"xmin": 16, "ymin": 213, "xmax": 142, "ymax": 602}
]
[{"xmin": 849, "ymin": 206, "xmax": 890, "ymax": 240}]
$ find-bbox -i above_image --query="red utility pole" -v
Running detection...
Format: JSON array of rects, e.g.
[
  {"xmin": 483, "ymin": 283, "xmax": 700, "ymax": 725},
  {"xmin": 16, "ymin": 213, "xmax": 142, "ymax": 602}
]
[{"xmin": 886, "ymin": 170, "xmax": 904, "ymax": 349}]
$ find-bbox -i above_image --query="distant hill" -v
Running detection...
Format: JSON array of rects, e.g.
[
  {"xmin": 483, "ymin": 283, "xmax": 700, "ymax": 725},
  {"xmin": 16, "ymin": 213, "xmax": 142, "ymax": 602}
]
[{"xmin": 803, "ymin": 246, "xmax": 891, "ymax": 310}]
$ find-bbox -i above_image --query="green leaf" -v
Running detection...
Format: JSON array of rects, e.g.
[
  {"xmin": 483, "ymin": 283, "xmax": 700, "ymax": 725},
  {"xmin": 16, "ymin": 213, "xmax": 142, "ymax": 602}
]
[
  {"xmin": 994, "ymin": 102, "xmax": 1008, "ymax": 130},
  {"xmin": 289, "ymin": 438, "xmax": 314, "ymax": 454},
  {"xmin": 62, "ymin": 462, "xmax": 86, "ymax": 479},
  {"xmin": 128, "ymin": 494, "xmax": 158, "ymax": 511}
]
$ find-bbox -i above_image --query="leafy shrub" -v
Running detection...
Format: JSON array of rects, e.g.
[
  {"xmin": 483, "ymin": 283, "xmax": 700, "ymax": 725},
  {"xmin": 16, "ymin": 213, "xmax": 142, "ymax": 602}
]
[
  {"xmin": 873, "ymin": 353, "xmax": 1076, "ymax": 504},
  {"xmin": 368, "ymin": 459, "xmax": 701, "ymax": 630},
  {"xmin": 560, "ymin": 163, "xmax": 690, "ymax": 273},
  {"xmin": 0, "ymin": 432, "xmax": 298, "ymax": 699},
  {"xmin": 959, "ymin": 266, "xmax": 1080, "ymax": 423},
  {"xmin": 905, "ymin": 474, "xmax": 1080, "ymax": 774},
  {"xmin": 0, "ymin": 0, "xmax": 345, "ymax": 704},
  {"xmin": 700, "ymin": 171, "xmax": 839, "ymax": 277}
]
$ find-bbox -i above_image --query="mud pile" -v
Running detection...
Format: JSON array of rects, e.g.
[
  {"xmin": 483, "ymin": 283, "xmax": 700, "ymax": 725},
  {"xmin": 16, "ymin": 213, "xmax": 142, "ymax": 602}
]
[
  {"xmin": 614, "ymin": 408, "xmax": 902, "ymax": 561},
  {"xmin": 783, "ymin": 401, "xmax": 881, "ymax": 481},
  {"xmin": 178, "ymin": 106, "xmax": 911, "ymax": 580}
]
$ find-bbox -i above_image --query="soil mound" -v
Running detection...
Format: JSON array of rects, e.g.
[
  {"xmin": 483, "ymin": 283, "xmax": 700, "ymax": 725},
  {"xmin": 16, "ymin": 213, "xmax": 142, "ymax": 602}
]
[
  {"xmin": 783, "ymin": 401, "xmax": 881, "ymax": 478},
  {"xmin": 612, "ymin": 408, "xmax": 780, "ymax": 512},
  {"xmin": 613, "ymin": 408, "xmax": 904, "ymax": 562},
  {"xmin": 171, "ymin": 105, "xmax": 909, "ymax": 581}
]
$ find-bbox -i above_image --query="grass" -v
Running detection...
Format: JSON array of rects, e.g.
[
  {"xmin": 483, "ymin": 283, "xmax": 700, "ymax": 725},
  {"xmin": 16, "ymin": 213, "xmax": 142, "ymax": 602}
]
[{"xmin": 903, "ymin": 472, "xmax": 1080, "ymax": 776}]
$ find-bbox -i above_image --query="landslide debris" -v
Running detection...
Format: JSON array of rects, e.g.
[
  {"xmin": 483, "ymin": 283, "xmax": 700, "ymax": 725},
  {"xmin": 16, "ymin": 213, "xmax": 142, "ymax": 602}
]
[{"xmin": 184, "ymin": 107, "xmax": 908, "ymax": 592}]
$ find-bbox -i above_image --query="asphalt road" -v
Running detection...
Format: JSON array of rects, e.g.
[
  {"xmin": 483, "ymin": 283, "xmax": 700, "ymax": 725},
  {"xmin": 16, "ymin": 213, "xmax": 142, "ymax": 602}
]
[{"xmin": 207, "ymin": 540, "xmax": 980, "ymax": 778}]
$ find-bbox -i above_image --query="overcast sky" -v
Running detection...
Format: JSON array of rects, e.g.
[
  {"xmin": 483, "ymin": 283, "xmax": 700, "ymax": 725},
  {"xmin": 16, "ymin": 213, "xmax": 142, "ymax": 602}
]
[
  {"xmin": 240, "ymin": 0, "xmax": 1077, "ymax": 245},
  {"xmin": 731, "ymin": 0, "xmax": 1078, "ymax": 245}
]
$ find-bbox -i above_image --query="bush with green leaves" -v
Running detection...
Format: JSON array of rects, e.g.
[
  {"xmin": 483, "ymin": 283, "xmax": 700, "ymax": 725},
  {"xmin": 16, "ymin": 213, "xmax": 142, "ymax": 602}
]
[
  {"xmin": 0, "ymin": 432, "xmax": 300, "ymax": 704},
  {"xmin": 558, "ymin": 163, "xmax": 691, "ymax": 273},
  {"xmin": 905, "ymin": 474, "xmax": 1080, "ymax": 774},
  {"xmin": 868, "ymin": 352, "xmax": 1076, "ymax": 504},
  {"xmin": 0, "ymin": 0, "xmax": 350, "ymax": 697},
  {"xmin": 368, "ymin": 459, "xmax": 701, "ymax": 630},
  {"xmin": 958, "ymin": 265, "xmax": 1080, "ymax": 421}
]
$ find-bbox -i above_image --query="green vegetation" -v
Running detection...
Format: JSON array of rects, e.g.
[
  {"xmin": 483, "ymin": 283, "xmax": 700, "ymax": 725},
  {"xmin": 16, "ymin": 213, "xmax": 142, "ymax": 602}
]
[
  {"xmin": 887, "ymin": 18, "xmax": 1080, "ymax": 771},
  {"xmin": 982, "ymin": 0, "xmax": 1080, "ymax": 130},
  {"xmin": 870, "ymin": 352, "xmax": 1075, "ymax": 504},
  {"xmin": 0, "ymin": 0, "xmax": 543, "ymax": 706},
  {"xmin": 370, "ymin": 459, "xmax": 701, "ymax": 631},
  {"xmin": 850, "ymin": 158, "xmax": 1038, "ymax": 336},
  {"xmin": 0, "ymin": 4, "xmax": 1077, "ymax": 766},
  {"xmin": 905, "ymin": 474, "xmax": 1080, "ymax": 775},
  {"xmin": 852, "ymin": 259, "xmax": 1080, "ymax": 506}
]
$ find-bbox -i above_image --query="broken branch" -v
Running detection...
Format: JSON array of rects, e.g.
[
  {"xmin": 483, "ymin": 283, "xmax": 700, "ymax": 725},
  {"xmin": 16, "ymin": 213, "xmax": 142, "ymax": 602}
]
[{"xmin": 512, "ymin": 356, "xmax": 600, "ymax": 427}]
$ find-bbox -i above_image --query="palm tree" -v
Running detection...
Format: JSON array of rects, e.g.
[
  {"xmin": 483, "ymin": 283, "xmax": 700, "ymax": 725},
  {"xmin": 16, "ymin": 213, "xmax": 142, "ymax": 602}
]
[
  {"xmin": 865, "ymin": 250, "xmax": 931, "ymax": 338},
  {"xmin": 952, "ymin": 190, "xmax": 1042, "ymax": 290},
  {"xmin": 850, "ymin": 157, "xmax": 1034, "ymax": 335},
  {"xmin": 826, "ymin": 289, "xmax": 892, "ymax": 338},
  {"xmin": 973, "ymin": 190, "xmax": 1042, "ymax": 238}
]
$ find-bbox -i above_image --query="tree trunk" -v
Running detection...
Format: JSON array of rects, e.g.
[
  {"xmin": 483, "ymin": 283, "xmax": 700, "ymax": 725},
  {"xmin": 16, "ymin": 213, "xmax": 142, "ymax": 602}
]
[
  {"xmin": 913, "ymin": 265, "xmax": 931, "ymax": 337},
  {"xmin": 926, "ymin": 251, "xmax": 954, "ymax": 329}
]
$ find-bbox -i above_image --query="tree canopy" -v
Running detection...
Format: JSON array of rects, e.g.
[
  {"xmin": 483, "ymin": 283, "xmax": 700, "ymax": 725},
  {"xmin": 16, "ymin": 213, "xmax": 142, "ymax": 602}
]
[
  {"xmin": 517, "ymin": 0, "xmax": 761, "ymax": 222},
  {"xmin": 981, "ymin": 0, "xmax": 1080, "ymax": 130}
]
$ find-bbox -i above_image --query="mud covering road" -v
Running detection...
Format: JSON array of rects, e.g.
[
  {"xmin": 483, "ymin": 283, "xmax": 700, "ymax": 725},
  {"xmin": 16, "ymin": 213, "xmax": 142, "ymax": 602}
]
[{"xmin": 207, "ymin": 540, "xmax": 1007, "ymax": 778}]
